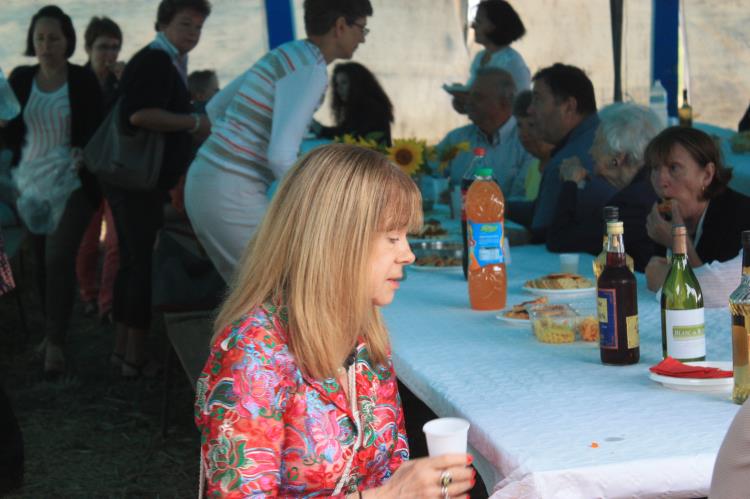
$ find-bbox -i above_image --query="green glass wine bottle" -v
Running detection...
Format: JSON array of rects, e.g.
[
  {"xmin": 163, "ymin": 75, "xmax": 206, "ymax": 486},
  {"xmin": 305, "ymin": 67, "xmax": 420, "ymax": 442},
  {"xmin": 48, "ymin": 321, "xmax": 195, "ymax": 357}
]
[{"xmin": 660, "ymin": 225, "xmax": 705, "ymax": 361}]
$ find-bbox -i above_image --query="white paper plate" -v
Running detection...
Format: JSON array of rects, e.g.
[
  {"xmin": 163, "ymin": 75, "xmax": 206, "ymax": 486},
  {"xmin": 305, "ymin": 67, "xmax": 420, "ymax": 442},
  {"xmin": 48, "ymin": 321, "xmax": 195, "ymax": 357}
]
[
  {"xmin": 495, "ymin": 313, "xmax": 530, "ymax": 327},
  {"xmin": 649, "ymin": 361, "xmax": 733, "ymax": 393},
  {"xmin": 522, "ymin": 286, "xmax": 596, "ymax": 297}
]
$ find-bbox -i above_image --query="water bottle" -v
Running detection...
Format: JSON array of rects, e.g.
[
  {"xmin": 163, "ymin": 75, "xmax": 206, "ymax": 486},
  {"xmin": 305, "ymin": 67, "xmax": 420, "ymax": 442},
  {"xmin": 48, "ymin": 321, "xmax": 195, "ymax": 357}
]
[
  {"xmin": 0, "ymin": 68, "xmax": 21, "ymax": 121},
  {"xmin": 649, "ymin": 79, "xmax": 668, "ymax": 128}
]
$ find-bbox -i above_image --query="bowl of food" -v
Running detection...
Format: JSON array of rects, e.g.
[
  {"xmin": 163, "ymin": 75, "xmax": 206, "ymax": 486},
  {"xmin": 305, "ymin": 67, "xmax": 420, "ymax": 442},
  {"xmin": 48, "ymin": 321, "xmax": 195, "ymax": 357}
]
[
  {"xmin": 529, "ymin": 304, "xmax": 578, "ymax": 343},
  {"xmin": 411, "ymin": 240, "xmax": 462, "ymax": 269}
]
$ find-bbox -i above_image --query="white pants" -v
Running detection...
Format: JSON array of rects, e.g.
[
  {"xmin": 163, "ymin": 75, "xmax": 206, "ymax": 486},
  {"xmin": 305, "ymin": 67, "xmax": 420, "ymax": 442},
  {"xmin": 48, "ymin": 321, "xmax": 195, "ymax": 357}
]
[{"xmin": 185, "ymin": 158, "xmax": 269, "ymax": 283}]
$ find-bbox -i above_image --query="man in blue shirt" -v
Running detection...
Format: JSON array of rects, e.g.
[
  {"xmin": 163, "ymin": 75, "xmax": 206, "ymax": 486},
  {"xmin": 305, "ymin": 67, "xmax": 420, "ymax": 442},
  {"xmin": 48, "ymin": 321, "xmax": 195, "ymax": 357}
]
[
  {"xmin": 436, "ymin": 67, "xmax": 533, "ymax": 199},
  {"xmin": 508, "ymin": 63, "xmax": 616, "ymax": 241}
]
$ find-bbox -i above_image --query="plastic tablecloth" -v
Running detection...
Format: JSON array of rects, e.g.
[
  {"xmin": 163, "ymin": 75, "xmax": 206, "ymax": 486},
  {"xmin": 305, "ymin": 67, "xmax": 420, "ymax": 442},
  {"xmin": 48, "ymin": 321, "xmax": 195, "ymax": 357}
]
[{"xmin": 383, "ymin": 245, "xmax": 740, "ymax": 499}]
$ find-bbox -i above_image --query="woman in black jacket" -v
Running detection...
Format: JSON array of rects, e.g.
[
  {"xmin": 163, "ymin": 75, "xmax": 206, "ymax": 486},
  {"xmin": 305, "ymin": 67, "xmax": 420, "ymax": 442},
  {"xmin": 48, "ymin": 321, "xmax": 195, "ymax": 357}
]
[
  {"xmin": 0, "ymin": 5, "xmax": 103, "ymax": 378},
  {"xmin": 103, "ymin": 0, "xmax": 211, "ymax": 378},
  {"xmin": 645, "ymin": 127, "xmax": 750, "ymax": 290}
]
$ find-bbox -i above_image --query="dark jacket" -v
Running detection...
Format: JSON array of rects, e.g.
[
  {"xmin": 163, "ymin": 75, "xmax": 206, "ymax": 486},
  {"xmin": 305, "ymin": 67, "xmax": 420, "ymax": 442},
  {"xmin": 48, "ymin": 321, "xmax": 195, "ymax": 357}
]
[
  {"xmin": 546, "ymin": 167, "xmax": 658, "ymax": 272},
  {"xmin": 0, "ymin": 63, "xmax": 103, "ymax": 204},
  {"xmin": 655, "ymin": 188, "xmax": 750, "ymax": 264},
  {"xmin": 116, "ymin": 46, "xmax": 192, "ymax": 191}
]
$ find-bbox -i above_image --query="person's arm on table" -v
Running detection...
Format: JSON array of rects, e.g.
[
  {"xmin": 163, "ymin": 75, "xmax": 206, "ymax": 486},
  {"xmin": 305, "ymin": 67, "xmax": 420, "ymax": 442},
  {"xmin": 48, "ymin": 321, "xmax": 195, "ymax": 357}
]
[{"xmin": 267, "ymin": 65, "xmax": 327, "ymax": 181}]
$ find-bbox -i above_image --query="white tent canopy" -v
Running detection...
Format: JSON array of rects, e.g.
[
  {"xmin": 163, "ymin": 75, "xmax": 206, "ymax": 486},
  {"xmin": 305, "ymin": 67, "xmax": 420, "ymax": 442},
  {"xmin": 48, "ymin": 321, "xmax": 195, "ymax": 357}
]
[{"xmin": 2, "ymin": 0, "xmax": 748, "ymax": 141}]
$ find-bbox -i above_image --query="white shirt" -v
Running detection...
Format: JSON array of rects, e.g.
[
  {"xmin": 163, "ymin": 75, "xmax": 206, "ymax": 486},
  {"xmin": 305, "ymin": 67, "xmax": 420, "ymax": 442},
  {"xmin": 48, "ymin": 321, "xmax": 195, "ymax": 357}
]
[
  {"xmin": 21, "ymin": 80, "xmax": 71, "ymax": 163},
  {"xmin": 467, "ymin": 47, "xmax": 531, "ymax": 91},
  {"xmin": 197, "ymin": 40, "xmax": 328, "ymax": 184},
  {"xmin": 436, "ymin": 117, "xmax": 534, "ymax": 199}
]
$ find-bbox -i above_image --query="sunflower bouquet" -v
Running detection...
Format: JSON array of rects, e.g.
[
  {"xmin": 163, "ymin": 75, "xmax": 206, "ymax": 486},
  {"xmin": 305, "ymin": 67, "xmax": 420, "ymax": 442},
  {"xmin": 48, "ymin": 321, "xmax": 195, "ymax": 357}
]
[{"xmin": 334, "ymin": 133, "xmax": 471, "ymax": 181}]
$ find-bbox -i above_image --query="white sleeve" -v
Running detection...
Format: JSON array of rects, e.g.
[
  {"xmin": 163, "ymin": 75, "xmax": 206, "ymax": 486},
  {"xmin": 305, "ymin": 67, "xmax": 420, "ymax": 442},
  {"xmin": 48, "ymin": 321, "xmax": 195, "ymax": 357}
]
[
  {"xmin": 692, "ymin": 253, "xmax": 743, "ymax": 308},
  {"xmin": 205, "ymin": 70, "xmax": 248, "ymax": 123},
  {"xmin": 267, "ymin": 64, "xmax": 328, "ymax": 180}
]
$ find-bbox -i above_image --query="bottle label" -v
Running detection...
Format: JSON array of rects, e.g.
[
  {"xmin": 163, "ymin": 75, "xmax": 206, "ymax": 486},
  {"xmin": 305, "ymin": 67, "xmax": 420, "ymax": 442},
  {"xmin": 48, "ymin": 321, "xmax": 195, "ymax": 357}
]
[
  {"xmin": 626, "ymin": 314, "xmax": 639, "ymax": 349},
  {"xmin": 665, "ymin": 308, "xmax": 705, "ymax": 359},
  {"xmin": 598, "ymin": 288, "xmax": 618, "ymax": 349},
  {"xmin": 468, "ymin": 221, "xmax": 504, "ymax": 267}
]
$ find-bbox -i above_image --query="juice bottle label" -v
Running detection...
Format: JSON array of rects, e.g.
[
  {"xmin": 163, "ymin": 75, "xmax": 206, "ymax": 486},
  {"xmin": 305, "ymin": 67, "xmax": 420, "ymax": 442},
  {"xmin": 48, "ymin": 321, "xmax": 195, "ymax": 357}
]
[
  {"xmin": 665, "ymin": 308, "xmax": 704, "ymax": 359},
  {"xmin": 597, "ymin": 289, "xmax": 618, "ymax": 349},
  {"xmin": 468, "ymin": 221, "xmax": 504, "ymax": 267}
]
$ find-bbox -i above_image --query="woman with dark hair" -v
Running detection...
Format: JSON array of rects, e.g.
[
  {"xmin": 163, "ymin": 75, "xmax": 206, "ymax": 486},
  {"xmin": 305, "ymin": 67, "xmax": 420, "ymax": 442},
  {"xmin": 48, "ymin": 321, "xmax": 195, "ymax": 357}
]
[
  {"xmin": 315, "ymin": 62, "xmax": 394, "ymax": 145},
  {"xmin": 645, "ymin": 127, "xmax": 750, "ymax": 290},
  {"xmin": 102, "ymin": 0, "xmax": 211, "ymax": 378},
  {"xmin": 0, "ymin": 5, "xmax": 103, "ymax": 378},
  {"xmin": 75, "ymin": 16, "xmax": 124, "ymax": 323},
  {"xmin": 450, "ymin": 0, "xmax": 530, "ymax": 114}
]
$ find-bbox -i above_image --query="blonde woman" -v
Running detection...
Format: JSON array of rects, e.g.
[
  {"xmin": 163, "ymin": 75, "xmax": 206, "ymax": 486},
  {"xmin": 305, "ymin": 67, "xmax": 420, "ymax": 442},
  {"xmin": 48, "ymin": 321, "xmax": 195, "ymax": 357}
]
[{"xmin": 195, "ymin": 144, "xmax": 475, "ymax": 498}]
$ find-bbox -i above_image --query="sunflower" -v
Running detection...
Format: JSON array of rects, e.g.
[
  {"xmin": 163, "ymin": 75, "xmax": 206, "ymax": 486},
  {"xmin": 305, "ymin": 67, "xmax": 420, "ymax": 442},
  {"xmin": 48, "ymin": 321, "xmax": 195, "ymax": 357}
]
[
  {"xmin": 437, "ymin": 141, "xmax": 471, "ymax": 173},
  {"xmin": 387, "ymin": 139, "xmax": 424, "ymax": 177}
]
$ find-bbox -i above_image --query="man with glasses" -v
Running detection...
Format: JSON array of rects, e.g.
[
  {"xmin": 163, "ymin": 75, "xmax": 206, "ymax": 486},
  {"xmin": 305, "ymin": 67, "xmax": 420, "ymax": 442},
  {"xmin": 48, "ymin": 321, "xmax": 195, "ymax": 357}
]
[{"xmin": 185, "ymin": 0, "xmax": 373, "ymax": 282}]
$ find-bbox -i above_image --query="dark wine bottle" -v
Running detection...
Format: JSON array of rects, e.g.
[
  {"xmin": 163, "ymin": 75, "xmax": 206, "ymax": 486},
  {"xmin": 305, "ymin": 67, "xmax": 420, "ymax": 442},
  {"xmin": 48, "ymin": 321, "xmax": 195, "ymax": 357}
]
[{"xmin": 597, "ymin": 221, "xmax": 639, "ymax": 365}]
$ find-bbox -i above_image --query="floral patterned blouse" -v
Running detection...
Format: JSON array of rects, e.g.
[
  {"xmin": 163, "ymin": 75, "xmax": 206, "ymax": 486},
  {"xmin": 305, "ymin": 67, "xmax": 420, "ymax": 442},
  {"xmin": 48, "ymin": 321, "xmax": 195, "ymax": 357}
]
[{"xmin": 194, "ymin": 304, "xmax": 409, "ymax": 498}]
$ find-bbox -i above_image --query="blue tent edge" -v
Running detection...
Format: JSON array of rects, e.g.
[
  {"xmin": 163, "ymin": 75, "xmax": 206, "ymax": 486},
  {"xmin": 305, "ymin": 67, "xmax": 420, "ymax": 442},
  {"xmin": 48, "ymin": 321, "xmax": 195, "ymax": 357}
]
[
  {"xmin": 265, "ymin": 0, "xmax": 296, "ymax": 49},
  {"xmin": 652, "ymin": 0, "xmax": 679, "ymax": 117}
]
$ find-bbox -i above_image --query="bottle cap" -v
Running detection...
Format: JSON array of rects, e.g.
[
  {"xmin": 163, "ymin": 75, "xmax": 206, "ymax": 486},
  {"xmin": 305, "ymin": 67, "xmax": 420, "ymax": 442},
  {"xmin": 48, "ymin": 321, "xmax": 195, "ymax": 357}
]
[
  {"xmin": 475, "ymin": 168, "xmax": 493, "ymax": 177},
  {"xmin": 606, "ymin": 221, "xmax": 624, "ymax": 235},
  {"xmin": 672, "ymin": 224, "xmax": 687, "ymax": 237},
  {"xmin": 603, "ymin": 206, "xmax": 619, "ymax": 221},
  {"xmin": 473, "ymin": 147, "xmax": 486, "ymax": 157}
]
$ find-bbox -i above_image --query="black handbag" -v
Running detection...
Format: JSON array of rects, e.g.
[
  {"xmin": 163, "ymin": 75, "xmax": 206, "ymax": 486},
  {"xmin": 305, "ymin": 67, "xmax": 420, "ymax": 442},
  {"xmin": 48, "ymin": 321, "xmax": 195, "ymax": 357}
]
[
  {"xmin": 83, "ymin": 98, "xmax": 164, "ymax": 191},
  {"xmin": 151, "ymin": 226, "xmax": 225, "ymax": 313}
]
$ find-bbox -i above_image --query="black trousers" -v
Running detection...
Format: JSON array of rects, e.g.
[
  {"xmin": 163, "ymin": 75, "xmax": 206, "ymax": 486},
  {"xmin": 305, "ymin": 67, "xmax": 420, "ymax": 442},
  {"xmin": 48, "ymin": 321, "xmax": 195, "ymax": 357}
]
[
  {"xmin": 30, "ymin": 188, "xmax": 96, "ymax": 345},
  {"xmin": 103, "ymin": 185, "xmax": 163, "ymax": 330}
]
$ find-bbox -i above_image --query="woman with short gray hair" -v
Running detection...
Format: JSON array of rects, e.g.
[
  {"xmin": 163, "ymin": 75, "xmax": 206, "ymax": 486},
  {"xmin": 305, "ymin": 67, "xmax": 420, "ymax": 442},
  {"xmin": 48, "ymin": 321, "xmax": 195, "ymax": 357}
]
[{"xmin": 546, "ymin": 102, "xmax": 663, "ymax": 270}]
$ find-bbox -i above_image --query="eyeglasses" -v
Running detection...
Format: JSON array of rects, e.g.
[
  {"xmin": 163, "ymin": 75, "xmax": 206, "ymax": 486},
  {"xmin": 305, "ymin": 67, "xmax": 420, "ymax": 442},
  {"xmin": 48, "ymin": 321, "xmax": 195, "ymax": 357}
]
[{"xmin": 351, "ymin": 21, "xmax": 370, "ymax": 37}]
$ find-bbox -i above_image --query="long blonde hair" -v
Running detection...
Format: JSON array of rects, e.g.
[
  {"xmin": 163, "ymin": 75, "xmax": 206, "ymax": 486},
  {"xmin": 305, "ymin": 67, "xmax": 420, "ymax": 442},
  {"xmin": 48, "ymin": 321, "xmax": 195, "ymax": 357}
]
[{"xmin": 212, "ymin": 144, "xmax": 423, "ymax": 379}]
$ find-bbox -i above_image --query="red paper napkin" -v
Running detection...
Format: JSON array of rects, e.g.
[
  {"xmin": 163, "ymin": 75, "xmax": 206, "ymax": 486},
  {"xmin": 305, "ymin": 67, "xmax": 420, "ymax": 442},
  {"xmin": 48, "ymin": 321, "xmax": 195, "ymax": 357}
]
[{"xmin": 649, "ymin": 356, "xmax": 733, "ymax": 379}]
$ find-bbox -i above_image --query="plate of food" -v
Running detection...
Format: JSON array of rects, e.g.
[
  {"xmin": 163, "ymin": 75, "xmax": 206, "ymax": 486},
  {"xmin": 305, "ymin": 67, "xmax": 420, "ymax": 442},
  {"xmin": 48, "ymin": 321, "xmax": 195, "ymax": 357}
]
[
  {"xmin": 442, "ymin": 82, "xmax": 468, "ymax": 94},
  {"xmin": 496, "ymin": 296, "xmax": 548, "ymax": 325},
  {"xmin": 649, "ymin": 361, "xmax": 734, "ymax": 393},
  {"xmin": 522, "ymin": 273, "xmax": 596, "ymax": 296},
  {"xmin": 411, "ymin": 219, "xmax": 450, "ymax": 240},
  {"xmin": 411, "ymin": 241, "xmax": 462, "ymax": 271}
]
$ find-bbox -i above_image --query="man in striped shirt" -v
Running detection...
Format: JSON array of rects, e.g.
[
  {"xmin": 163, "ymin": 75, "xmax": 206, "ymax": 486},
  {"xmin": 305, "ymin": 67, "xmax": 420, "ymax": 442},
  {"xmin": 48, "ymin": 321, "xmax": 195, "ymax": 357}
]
[{"xmin": 185, "ymin": 0, "xmax": 373, "ymax": 282}]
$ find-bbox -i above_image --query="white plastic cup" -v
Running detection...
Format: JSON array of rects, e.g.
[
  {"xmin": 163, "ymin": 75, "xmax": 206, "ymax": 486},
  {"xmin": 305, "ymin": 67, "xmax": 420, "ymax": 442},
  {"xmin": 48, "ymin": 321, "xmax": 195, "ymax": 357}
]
[
  {"xmin": 559, "ymin": 253, "xmax": 579, "ymax": 274},
  {"xmin": 422, "ymin": 417, "xmax": 470, "ymax": 457}
]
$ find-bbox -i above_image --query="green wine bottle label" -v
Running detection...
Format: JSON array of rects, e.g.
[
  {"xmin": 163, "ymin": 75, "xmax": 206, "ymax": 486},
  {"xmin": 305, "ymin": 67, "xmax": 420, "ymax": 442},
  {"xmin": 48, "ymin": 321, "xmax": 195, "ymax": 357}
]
[{"xmin": 665, "ymin": 308, "xmax": 705, "ymax": 359}]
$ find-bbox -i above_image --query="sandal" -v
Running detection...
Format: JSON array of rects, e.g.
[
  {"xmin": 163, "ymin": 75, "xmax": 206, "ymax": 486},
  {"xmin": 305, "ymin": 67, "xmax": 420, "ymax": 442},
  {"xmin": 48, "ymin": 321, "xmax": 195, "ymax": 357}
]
[
  {"xmin": 121, "ymin": 358, "xmax": 163, "ymax": 380},
  {"xmin": 43, "ymin": 343, "xmax": 66, "ymax": 381},
  {"xmin": 110, "ymin": 352, "xmax": 125, "ymax": 368}
]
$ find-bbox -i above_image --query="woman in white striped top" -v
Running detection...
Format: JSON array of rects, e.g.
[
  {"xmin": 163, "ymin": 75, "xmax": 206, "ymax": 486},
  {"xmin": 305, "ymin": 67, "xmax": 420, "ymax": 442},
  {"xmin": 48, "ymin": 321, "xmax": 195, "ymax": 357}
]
[
  {"xmin": 0, "ymin": 6, "xmax": 103, "ymax": 378},
  {"xmin": 185, "ymin": 0, "xmax": 374, "ymax": 283}
]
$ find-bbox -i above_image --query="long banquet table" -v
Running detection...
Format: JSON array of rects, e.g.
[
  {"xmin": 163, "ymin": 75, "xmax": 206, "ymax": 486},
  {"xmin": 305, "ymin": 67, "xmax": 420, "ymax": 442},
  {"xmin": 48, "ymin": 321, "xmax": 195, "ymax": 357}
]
[{"xmin": 383, "ymin": 245, "xmax": 741, "ymax": 498}]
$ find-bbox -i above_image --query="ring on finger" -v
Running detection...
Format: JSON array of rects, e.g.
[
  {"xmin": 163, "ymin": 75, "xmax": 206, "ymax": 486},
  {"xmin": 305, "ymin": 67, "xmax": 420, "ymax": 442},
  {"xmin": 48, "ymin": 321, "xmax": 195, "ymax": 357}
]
[
  {"xmin": 441, "ymin": 484, "xmax": 449, "ymax": 499},
  {"xmin": 440, "ymin": 470, "xmax": 453, "ymax": 488}
]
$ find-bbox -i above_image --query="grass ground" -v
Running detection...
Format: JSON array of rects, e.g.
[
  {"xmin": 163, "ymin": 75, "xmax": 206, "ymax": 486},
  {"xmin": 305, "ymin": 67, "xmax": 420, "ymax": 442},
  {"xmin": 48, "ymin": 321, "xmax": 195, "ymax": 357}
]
[{"xmin": 0, "ymin": 245, "xmax": 200, "ymax": 498}]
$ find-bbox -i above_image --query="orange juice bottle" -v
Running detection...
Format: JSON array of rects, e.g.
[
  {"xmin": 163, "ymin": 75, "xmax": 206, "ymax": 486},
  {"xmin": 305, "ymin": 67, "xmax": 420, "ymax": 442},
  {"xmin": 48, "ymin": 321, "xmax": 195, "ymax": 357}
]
[{"xmin": 466, "ymin": 168, "xmax": 506, "ymax": 310}]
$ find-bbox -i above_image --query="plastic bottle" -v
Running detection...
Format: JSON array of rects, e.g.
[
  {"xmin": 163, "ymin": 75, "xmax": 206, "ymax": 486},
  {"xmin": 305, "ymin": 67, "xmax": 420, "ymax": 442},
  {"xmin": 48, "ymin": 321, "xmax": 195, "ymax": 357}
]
[
  {"xmin": 0, "ymin": 68, "xmax": 21, "ymax": 121},
  {"xmin": 461, "ymin": 147, "xmax": 486, "ymax": 278},
  {"xmin": 649, "ymin": 79, "xmax": 668, "ymax": 128},
  {"xmin": 466, "ymin": 167, "xmax": 506, "ymax": 310}
]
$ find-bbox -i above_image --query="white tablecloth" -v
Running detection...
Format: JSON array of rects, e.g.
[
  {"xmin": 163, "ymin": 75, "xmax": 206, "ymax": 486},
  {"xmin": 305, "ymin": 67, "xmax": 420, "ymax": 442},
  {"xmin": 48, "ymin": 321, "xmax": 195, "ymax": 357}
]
[{"xmin": 384, "ymin": 245, "xmax": 740, "ymax": 498}]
